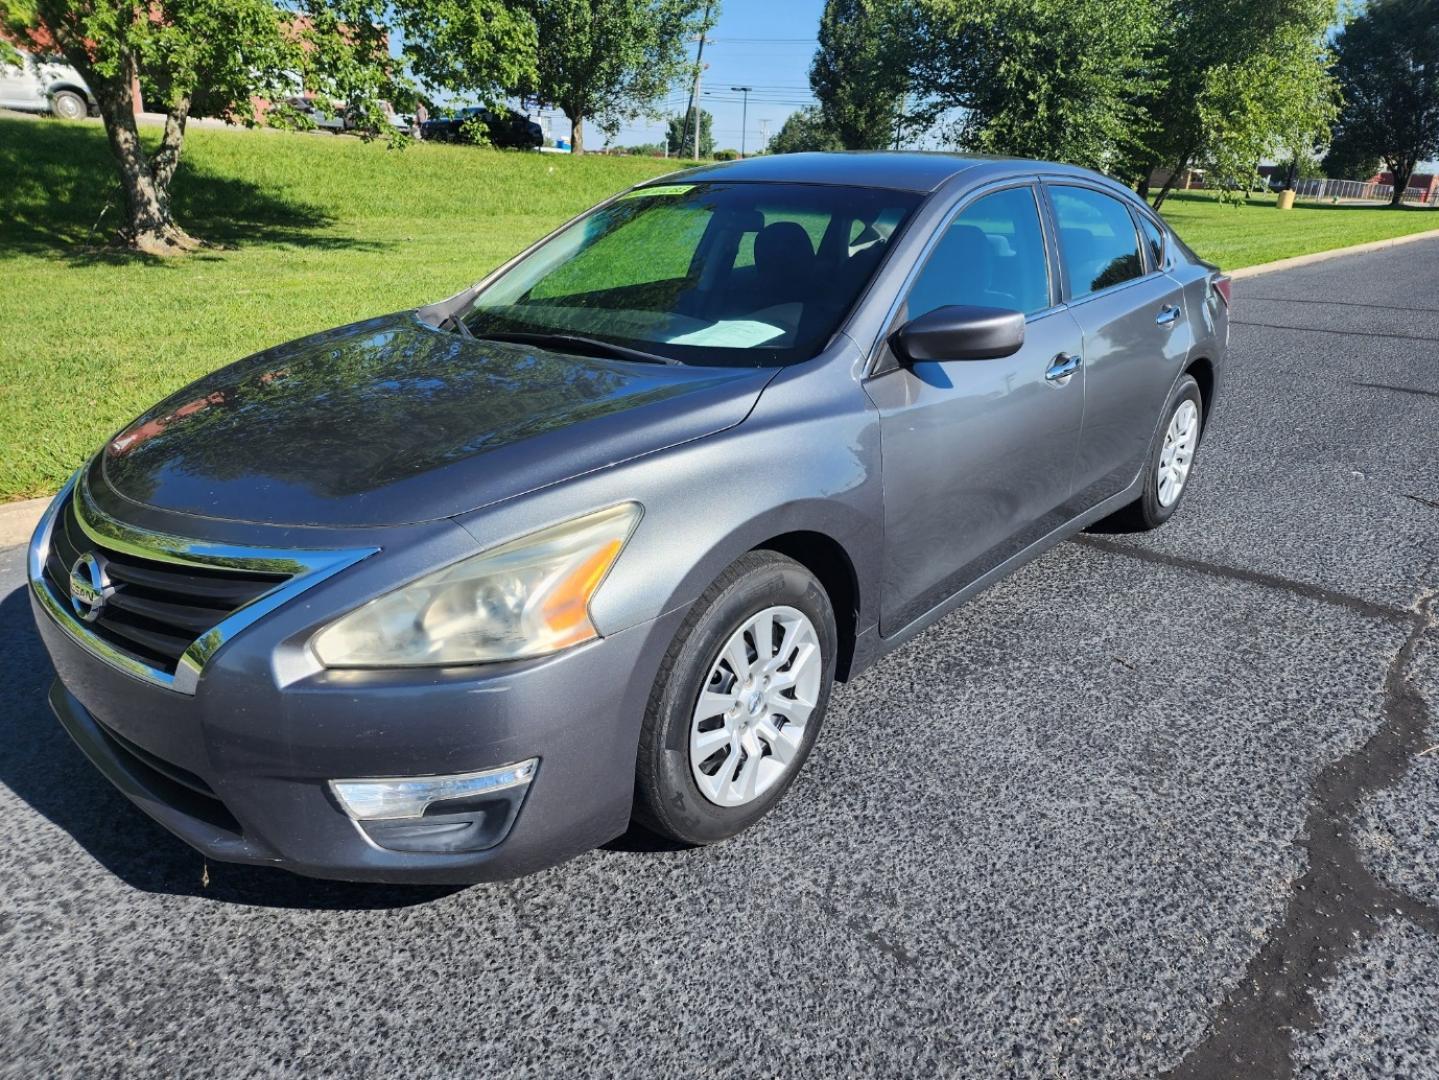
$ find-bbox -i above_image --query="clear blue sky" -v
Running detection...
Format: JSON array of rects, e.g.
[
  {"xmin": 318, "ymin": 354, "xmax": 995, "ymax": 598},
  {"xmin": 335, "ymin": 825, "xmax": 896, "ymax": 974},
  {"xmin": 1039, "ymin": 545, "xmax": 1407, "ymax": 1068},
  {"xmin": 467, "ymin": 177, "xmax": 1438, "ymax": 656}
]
[{"xmin": 605, "ymin": 0, "xmax": 826, "ymax": 152}]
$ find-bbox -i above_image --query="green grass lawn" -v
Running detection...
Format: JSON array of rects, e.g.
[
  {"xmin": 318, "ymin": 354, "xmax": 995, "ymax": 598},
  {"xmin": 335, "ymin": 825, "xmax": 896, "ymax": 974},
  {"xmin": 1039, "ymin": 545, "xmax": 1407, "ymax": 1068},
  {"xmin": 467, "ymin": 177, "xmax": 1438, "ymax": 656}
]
[
  {"xmin": 1158, "ymin": 189, "xmax": 1438, "ymax": 269},
  {"xmin": 2, "ymin": 116, "xmax": 1436, "ymax": 502}
]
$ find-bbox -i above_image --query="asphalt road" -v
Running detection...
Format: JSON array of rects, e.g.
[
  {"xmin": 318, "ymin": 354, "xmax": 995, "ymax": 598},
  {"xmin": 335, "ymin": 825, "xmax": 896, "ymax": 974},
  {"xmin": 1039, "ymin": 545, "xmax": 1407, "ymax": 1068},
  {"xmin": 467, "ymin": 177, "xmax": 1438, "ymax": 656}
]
[{"xmin": 2, "ymin": 242, "xmax": 1437, "ymax": 1079}]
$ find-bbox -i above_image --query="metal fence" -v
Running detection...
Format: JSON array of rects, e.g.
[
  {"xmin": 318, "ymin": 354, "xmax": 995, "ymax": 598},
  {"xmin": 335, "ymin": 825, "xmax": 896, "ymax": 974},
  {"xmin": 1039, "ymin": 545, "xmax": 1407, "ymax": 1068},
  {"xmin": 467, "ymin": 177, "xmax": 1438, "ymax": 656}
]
[{"xmin": 1288, "ymin": 177, "xmax": 1435, "ymax": 205}]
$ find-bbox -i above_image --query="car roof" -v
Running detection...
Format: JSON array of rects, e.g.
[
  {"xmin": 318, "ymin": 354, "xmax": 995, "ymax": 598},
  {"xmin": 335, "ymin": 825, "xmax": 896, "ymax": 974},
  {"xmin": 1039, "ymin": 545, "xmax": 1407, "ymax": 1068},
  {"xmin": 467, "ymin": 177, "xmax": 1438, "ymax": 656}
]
[{"xmin": 654, "ymin": 151, "xmax": 1102, "ymax": 194}]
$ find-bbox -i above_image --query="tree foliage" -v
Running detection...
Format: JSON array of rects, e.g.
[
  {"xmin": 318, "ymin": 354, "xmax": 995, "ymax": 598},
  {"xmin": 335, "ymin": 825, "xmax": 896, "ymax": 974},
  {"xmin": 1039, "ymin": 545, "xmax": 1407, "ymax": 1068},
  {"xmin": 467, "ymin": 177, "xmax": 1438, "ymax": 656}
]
[
  {"xmin": 1133, "ymin": 0, "xmax": 1338, "ymax": 207},
  {"xmin": 393, "ymin": 0, "xmax": 537, "ymax": 106},
  {"xmin": 810, "ymin": 0, "xmax": 907, "ymax": 149},
  {"xmin": 513, "ymin": 0, "xmax": 714, "ymax": 153},
  {"xmin": 666, "ymin": 107, "xmax": 713, "ymax": 157},
  {"xmin": 1325, "ymin": 0, "xmax": 1439, "ymax": 205},
  {"xmin": 1195, "ymin": 22, "xmax": 1339, "ymax": 200},
  {"xmin": 767, "ymin": 105, "xmax": 843, "ymax": 154},
  {"xmin": 904, "ymin": 0, "xmax": 1159, "ymax": 171},
  {"xmin": 0, "ymin": 0, "xmax": 404, "ymax": 253}
]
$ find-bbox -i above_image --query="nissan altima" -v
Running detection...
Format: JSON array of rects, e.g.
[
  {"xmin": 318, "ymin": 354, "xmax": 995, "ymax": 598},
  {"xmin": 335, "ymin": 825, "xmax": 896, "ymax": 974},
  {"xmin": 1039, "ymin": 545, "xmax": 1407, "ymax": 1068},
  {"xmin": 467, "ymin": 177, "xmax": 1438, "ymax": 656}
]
[{"xmin": 31, "ymin": 152, "xmax": 1230, "ymax": 883}]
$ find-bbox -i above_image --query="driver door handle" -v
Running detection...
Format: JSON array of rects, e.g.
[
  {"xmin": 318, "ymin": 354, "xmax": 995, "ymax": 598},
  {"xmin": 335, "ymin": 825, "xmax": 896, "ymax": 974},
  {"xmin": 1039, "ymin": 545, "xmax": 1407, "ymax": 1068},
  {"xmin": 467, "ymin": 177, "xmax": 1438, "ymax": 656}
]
[
  {"xmin": 1045, "ymin": 352, "xmax": 1081, "ymax": 382},
  {"xmin": 1156, "ymin": 304, "xmax": 1182, "ymax": 327}
]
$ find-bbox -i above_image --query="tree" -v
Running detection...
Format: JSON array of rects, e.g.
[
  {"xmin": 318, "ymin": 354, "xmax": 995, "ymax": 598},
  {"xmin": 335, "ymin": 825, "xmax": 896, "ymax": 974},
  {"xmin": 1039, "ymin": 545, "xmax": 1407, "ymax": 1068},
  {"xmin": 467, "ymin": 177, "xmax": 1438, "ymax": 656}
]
[
  {"xmin": 1194, "ymin": 22, "xmax": 1339, "ymax": 200},
  {"xmin": 905, "ymin": 0, "xmax": 1159, "ymax": 172},
  {"xmin": 514, "ymin": 0, "xmax": 714, "ymax": 153},
  {"xmin": 1130, "ymin": 0, "xmax": 1339, "ymax": 208},
  {"xmin": 1326, "ymin": 0, "xmax": 1439, "ymax": 206},
  {"xmin": 0, "ymin": 0, "xmax": 401, "ymax": 254},
  {"xmin": 810, "ymin": 0, "xmax": 907, "ymax": 149},
  {"xmin": 767, "ymin": 105, "xmax": 843, "ymax": 154},
  {"xmin": 394, "ymin": 0, "xmax": 537, "ymax": 109},
  {"xmin": 666, "ymin": 107, "xmax": 713, "ymax": 157}
]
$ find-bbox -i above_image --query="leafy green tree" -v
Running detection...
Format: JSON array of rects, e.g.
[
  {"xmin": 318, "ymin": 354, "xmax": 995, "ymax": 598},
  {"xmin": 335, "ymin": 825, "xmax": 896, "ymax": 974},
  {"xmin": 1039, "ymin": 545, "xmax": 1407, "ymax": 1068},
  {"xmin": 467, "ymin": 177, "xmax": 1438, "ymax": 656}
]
[
  {"xmin": 1131, "ymin": 0, "xmax": 1339, "ymax": 209},
  {"xmin": 514, "ymin": 0, "xmax": 715, "ymax": 153},
  {"xmin": 1195, "ymin": 22, "xmax": 1339, "ymax": 200},
  {"xmin": 666, "ymin": 107, "xmax": 713, "ymax": 157},
  {"xmin": 810, "ymin": 0, "xmax": 907, "ymax": 149},
  {"xmin": 0, "ymin": 0, "xmax": 406, "ymax": 254},
  {"xmin": 394, "ymin": 0, "xmax": 537, "ymax": 108},
  {"xmin": 766, "ymin": 105, "xmax": 843, "ymax": 154},
  {"xmin": 905, "ymin": 0, "xmax": 1159, "ymax": 172},
  {"xmin": 1325, "ymin": 0, "xmax": 1439, "ymax": 206}
]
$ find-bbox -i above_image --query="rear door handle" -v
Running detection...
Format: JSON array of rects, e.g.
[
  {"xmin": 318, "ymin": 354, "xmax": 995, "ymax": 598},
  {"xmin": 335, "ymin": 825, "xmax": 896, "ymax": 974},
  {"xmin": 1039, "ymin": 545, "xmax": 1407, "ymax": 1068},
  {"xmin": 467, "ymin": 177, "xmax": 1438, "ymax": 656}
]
[
  {"xmin": 1156, "ymin": 304, "xmax": 1182, "ymax": 327},
  {"xmin": 1045, "ymin": 352, "xmax": 1081, "ymax": 382}
]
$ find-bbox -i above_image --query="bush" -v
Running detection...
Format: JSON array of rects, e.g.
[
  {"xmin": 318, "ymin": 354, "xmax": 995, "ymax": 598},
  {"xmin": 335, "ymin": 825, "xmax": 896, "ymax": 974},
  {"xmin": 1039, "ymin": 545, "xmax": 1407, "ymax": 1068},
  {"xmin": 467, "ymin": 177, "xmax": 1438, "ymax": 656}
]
[{"xmin": 713, "ymin": 149, "xmax": 739, "ymax": 161}]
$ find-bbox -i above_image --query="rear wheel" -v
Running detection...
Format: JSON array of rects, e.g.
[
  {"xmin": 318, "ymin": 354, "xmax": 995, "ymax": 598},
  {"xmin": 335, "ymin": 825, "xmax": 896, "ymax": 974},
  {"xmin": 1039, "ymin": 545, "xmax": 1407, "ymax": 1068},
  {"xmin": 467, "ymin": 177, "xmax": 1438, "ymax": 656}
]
[
  {"xmin": 633, "ymin": 551, "xmax": 836, "ymax": 845},
  {"xmin": 1095, "ymin": 374, "xmax": 1203, "ymax": 532},
  {"xmin": 50, "ymin": 91, "xmax": 87, "ymax": 120}
]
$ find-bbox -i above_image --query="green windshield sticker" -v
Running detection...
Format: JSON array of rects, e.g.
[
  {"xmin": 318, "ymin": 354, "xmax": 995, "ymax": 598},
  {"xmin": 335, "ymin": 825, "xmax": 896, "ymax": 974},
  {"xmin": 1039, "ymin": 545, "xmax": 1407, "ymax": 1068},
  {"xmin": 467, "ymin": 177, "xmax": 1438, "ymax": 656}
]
[{"xmin": 622, "ymin": 183, "xmax": 694, "ymax": 199}]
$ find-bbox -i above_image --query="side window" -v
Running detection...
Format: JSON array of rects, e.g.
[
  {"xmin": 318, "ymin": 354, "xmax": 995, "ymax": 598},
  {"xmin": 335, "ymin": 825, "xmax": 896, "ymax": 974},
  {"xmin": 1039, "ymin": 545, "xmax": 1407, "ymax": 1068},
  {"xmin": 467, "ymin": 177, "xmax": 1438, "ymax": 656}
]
[
  {"xmin": 905, "ymin": 187, "xmax": 1051, "ymax": 320},
  {"xmin": 1049, "ymin": 186, "xmax": 1145, "ymax": 299},
  {"xmin": 1138, "ymin": 214, "xmax": 1166, "ymax": 270}
]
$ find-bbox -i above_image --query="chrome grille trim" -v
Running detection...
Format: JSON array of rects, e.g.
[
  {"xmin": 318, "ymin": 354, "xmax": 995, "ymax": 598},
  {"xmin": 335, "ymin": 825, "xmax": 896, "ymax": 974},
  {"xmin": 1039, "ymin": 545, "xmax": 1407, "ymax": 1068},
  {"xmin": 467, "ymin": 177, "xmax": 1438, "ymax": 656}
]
[{"xmin": 29, "ymin": 470, "xmax": 377, "ymax": 695}]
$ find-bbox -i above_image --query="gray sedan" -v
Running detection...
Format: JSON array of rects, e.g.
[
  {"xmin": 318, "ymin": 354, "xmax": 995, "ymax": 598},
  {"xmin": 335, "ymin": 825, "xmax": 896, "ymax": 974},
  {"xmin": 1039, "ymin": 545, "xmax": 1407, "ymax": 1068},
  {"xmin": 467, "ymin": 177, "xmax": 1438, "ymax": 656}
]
[{"xmin": 29, "ymin": 152, "xmax": 1229, "ymax": 883}]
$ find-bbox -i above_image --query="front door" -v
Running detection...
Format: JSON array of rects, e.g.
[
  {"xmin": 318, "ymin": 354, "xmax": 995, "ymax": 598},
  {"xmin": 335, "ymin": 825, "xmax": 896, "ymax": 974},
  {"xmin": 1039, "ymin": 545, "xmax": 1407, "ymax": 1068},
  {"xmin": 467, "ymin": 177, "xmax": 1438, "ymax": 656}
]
[{"xmin": 865, "ymin": 184, "xmax": 1086, "ymax": 634}]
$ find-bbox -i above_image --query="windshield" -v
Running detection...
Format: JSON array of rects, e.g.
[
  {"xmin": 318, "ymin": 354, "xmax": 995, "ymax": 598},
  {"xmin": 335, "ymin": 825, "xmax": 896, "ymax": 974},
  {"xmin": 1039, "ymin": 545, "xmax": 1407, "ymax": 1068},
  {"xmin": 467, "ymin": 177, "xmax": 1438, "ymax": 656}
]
[{"xmin": 463, "ymin": 182, "xmax": 922, "ymax": 367}]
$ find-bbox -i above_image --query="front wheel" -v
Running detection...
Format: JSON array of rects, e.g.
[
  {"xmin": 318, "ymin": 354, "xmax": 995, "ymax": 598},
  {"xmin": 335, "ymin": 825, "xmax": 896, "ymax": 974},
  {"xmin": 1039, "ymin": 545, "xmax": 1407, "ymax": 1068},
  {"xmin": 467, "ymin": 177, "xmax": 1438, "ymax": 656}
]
[
  {"xmin": 633, "ymin": 551, "xmax": 837, "ymax": 845},
  {"xmin": 50, "ymin": 90, "xmax": 87, "ymax": 120}
]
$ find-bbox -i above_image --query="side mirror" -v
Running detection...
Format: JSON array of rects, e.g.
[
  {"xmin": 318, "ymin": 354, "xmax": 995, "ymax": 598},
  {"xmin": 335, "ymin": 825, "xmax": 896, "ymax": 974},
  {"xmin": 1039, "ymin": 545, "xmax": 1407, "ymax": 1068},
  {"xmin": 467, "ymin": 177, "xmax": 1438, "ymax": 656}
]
[{"xmin": 892, "ymin": 304, "xmax": 1025, "ymax": 363}]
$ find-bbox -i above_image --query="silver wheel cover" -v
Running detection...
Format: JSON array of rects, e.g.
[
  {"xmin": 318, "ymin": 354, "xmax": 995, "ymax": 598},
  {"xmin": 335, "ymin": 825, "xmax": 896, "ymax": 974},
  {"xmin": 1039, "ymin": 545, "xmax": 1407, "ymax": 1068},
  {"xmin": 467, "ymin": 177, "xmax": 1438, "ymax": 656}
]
[
  {"xmin": 1157, "ymin": 399, "xmax": 1199, "ymax": 508},
  {"xmin": 689, "ymin": 605, "xmax": 822, "ymax": 808}
]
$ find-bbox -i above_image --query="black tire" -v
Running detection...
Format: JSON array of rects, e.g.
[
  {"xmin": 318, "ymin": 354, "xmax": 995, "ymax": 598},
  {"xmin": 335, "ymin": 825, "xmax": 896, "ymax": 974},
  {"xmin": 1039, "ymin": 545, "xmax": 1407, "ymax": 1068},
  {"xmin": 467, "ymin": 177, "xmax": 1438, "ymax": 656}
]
[
  {"xmin": 633, "ymin": 551, "xmax": 837, "ymax": 845},
  {"xmin": 50, "ymin": 90, "xmax": 87, "ymax": 121},
  {"xmin": 1094, "ymin": 374, "xmax": 1203, "ymax": 533}
]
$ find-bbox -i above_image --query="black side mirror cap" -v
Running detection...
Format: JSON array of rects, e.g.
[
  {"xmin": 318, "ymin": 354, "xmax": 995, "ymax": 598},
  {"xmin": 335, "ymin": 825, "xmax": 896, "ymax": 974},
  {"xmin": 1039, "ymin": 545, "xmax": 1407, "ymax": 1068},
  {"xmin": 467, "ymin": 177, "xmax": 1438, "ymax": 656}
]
[{"xmin": 892, "ymin": 304, "xmax": 1026, "ymax": 363}]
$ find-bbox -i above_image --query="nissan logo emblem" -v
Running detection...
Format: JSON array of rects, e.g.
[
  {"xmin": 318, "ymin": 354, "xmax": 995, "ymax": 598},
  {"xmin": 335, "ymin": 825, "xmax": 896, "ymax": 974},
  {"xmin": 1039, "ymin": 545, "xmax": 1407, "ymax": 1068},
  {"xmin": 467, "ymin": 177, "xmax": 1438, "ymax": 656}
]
[{"xmin": 69, "ymin": 552, "xmax": 114, "ymax": 623}]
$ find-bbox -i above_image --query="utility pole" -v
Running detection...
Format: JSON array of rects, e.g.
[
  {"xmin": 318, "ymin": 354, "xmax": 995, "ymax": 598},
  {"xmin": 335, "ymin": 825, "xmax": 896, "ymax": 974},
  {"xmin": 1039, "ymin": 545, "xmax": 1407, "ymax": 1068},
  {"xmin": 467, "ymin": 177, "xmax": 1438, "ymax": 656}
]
[
  {"xmin": 680, "ymin": 3, "xmax": 712, "ymax": 161},
  {"xmin": 758, "ymin": 118, "xmax": 771, "ymax": 152},
  {"xmin": 731, "ymin": 86, "xmax": 752, "ymax": 158}
]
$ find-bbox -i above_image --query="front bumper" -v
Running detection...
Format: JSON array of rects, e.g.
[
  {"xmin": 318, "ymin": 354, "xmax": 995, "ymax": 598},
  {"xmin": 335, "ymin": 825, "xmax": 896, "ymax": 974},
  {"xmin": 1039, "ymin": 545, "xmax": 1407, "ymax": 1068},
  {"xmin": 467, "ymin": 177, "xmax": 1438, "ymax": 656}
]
[{"xmin": 36, "ymin": 589, "xmax": 684, "ymax": 885}]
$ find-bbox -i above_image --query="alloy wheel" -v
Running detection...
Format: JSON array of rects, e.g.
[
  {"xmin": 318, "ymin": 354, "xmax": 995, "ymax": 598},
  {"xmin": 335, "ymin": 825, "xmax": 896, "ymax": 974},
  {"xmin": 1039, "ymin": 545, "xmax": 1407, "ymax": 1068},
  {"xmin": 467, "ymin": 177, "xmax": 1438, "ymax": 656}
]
[
  {"xmin": 689, "ymin": 605, "xmax": 822, "ymax": 808},
  {"xmin": 1157, "ymin": 399, "xmax": 1199, "ymax": 507}
]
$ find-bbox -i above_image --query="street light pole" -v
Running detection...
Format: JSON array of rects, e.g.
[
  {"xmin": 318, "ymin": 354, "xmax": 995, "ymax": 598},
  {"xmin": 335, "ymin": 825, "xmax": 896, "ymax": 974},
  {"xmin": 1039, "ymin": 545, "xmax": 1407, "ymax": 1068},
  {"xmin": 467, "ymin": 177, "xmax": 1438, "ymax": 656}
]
[{"xmin": 731, "ymin": 86, "xmax": 752, "ymax": 158}]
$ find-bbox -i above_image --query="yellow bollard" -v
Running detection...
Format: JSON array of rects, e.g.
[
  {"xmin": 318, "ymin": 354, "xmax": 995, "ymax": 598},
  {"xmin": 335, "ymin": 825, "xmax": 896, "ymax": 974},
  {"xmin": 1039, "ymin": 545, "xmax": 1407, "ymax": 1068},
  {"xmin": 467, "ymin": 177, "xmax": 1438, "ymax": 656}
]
[{"xmin": 1277, "ymin": 189, "xmax": 1296, "ymax": 210}]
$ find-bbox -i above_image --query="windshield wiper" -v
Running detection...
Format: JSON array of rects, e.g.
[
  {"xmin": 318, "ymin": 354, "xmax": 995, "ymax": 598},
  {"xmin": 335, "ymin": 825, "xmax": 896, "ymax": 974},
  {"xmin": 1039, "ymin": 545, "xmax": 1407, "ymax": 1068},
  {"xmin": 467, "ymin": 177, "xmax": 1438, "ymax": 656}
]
[{"xmin": 466, "ymin": 329, "xmax": 680, "ymax": 366}]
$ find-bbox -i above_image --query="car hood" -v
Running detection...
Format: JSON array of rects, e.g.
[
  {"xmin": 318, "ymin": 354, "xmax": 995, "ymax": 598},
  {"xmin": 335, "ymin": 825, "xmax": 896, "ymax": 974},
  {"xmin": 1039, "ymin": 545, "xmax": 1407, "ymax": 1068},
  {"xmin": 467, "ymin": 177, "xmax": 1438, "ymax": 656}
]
[{"xmin": 101, "ymin": 313, "xmax": 776, "ymax": 528}]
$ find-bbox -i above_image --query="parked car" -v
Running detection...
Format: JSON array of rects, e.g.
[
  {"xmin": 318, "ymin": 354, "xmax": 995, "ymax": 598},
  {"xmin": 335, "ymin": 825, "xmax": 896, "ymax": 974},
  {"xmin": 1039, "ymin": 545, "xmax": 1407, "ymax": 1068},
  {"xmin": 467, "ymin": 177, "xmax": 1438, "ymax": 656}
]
[
  {"xmin": 421, "ymin": 105, "xmax": 543, "ymax": 149},
  {"xmin": 344, "ymin": 99, "xmax": 413, "ymax": 136},
  {"xmin": 283, "ymin": 95, "xmax": 346, "ymax": 133},
  {"xmin": 0, "ymin": 49, "xmax": 94, "ymax": 119},
  {"xmin": 31, "ymin": 153, "xmax": 1229, "ymax": 884}
]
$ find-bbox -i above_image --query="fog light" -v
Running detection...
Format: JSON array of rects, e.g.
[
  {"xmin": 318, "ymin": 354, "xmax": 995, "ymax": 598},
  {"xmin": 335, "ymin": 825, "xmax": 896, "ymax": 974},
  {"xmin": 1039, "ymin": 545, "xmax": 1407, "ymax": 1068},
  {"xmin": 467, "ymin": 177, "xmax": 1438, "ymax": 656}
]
[{"xmin": 330, "ymin": 759, "xmax": 538, "ymax": 821}]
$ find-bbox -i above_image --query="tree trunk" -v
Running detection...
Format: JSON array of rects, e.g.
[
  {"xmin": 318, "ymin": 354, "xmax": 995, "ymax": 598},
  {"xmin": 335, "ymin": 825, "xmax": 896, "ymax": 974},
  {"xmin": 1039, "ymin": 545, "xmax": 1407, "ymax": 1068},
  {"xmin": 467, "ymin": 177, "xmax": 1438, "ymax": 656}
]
[
  {"xmin": 568, "ymin": 111, "xmax": 584, "ymax": 153},
  {"xmin": 1388, "ymin": 157, "xmax": 1415, "ymax": 207},
  {"xmin": 1151, "ymin": 152, "xmax": 1190, "ymax": 211},
  {"xmin": 1137, "ymin": 171, "xmax": 1152, "ymax": 199},
  {"xmin": 83, "ymin": 52, "xmax": 198, "ymax": 254}
]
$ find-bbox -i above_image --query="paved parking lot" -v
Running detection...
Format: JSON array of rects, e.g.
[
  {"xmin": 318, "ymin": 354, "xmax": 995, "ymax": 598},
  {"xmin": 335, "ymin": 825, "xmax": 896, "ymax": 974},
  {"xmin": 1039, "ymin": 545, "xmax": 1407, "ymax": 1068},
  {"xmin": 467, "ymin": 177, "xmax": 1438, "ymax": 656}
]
[{"xmin": 1, "ymin": 241, "xmax": 1436, "ymax": 1079}]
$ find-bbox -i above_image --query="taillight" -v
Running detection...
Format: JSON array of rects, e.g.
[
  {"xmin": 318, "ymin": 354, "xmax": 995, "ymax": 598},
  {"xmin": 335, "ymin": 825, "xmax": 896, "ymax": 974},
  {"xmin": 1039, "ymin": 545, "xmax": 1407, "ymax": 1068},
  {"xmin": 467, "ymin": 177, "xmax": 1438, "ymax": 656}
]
[{"xmin": 1212, "ymin": 274, "xmax": 1232, "ymax": 307}]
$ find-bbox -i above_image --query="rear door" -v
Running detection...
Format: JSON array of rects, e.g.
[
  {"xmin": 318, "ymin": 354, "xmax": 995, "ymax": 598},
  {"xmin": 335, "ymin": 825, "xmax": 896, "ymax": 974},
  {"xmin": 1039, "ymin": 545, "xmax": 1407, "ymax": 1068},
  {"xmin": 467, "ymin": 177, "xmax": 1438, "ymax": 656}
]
[
  {"xmin": 1044, "ymin": 183, "xmax": 1193, "ymax": 507},
  {"xmin": 0, "ymin": 51, "xmax": 41, "ymax": 110},
  {"xmin": 865, "ymin": 183, "xmax": 1086, "ymax": 633}
]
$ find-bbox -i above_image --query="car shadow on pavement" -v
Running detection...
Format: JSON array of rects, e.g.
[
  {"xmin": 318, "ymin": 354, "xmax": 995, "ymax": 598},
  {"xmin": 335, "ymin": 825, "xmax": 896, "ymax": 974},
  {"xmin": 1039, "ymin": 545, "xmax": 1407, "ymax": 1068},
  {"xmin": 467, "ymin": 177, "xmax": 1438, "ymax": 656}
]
[{"xmin": 0, "ymin": 582, "xmax": 460, "ymax": 909}]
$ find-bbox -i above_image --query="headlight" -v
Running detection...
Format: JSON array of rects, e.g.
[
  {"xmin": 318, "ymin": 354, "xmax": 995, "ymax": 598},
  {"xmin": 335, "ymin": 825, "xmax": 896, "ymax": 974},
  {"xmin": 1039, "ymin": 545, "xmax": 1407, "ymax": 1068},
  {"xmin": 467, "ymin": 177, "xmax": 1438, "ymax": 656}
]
[{"xmin": 311, "ymin": 503, "xmax": 641, "ymax": 668}]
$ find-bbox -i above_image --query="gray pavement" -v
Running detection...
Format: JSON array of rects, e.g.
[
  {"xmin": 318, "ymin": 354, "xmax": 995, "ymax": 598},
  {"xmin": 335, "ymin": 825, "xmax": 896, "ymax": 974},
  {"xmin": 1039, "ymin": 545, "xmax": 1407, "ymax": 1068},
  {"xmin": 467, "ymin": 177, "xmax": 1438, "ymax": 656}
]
[{"xmin": 1, "ymin": 241, "xmax": 1437, "ymax": 1078}]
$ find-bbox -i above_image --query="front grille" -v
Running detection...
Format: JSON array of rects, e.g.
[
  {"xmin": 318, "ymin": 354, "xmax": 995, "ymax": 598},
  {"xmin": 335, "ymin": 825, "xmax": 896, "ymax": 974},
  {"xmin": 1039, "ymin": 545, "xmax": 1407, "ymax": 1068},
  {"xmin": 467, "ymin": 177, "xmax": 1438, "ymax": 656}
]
[{"xmin": 43, "ymin": 497, "xmax": 289, "ymax": 675}]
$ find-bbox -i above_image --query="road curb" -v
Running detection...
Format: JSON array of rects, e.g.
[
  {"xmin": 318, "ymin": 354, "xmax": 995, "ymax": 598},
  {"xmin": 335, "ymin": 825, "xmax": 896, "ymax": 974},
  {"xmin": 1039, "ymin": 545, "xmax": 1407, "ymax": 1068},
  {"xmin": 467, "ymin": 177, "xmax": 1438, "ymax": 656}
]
[
  {"xmin": 0, "ymin": 497, "xmax": 47, "ymax": 549},
  {"xmin": 1230, "ymin": 227, "xmax": 1439, "ymax": 279}
]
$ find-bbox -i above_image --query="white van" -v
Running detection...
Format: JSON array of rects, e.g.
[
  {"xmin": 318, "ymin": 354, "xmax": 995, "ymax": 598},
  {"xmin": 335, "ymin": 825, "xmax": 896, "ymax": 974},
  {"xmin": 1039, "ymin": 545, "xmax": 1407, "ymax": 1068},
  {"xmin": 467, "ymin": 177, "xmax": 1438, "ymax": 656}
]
[{"xmin": 0, "ymin": 49, "xmax": 94, "ymax": 119}]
